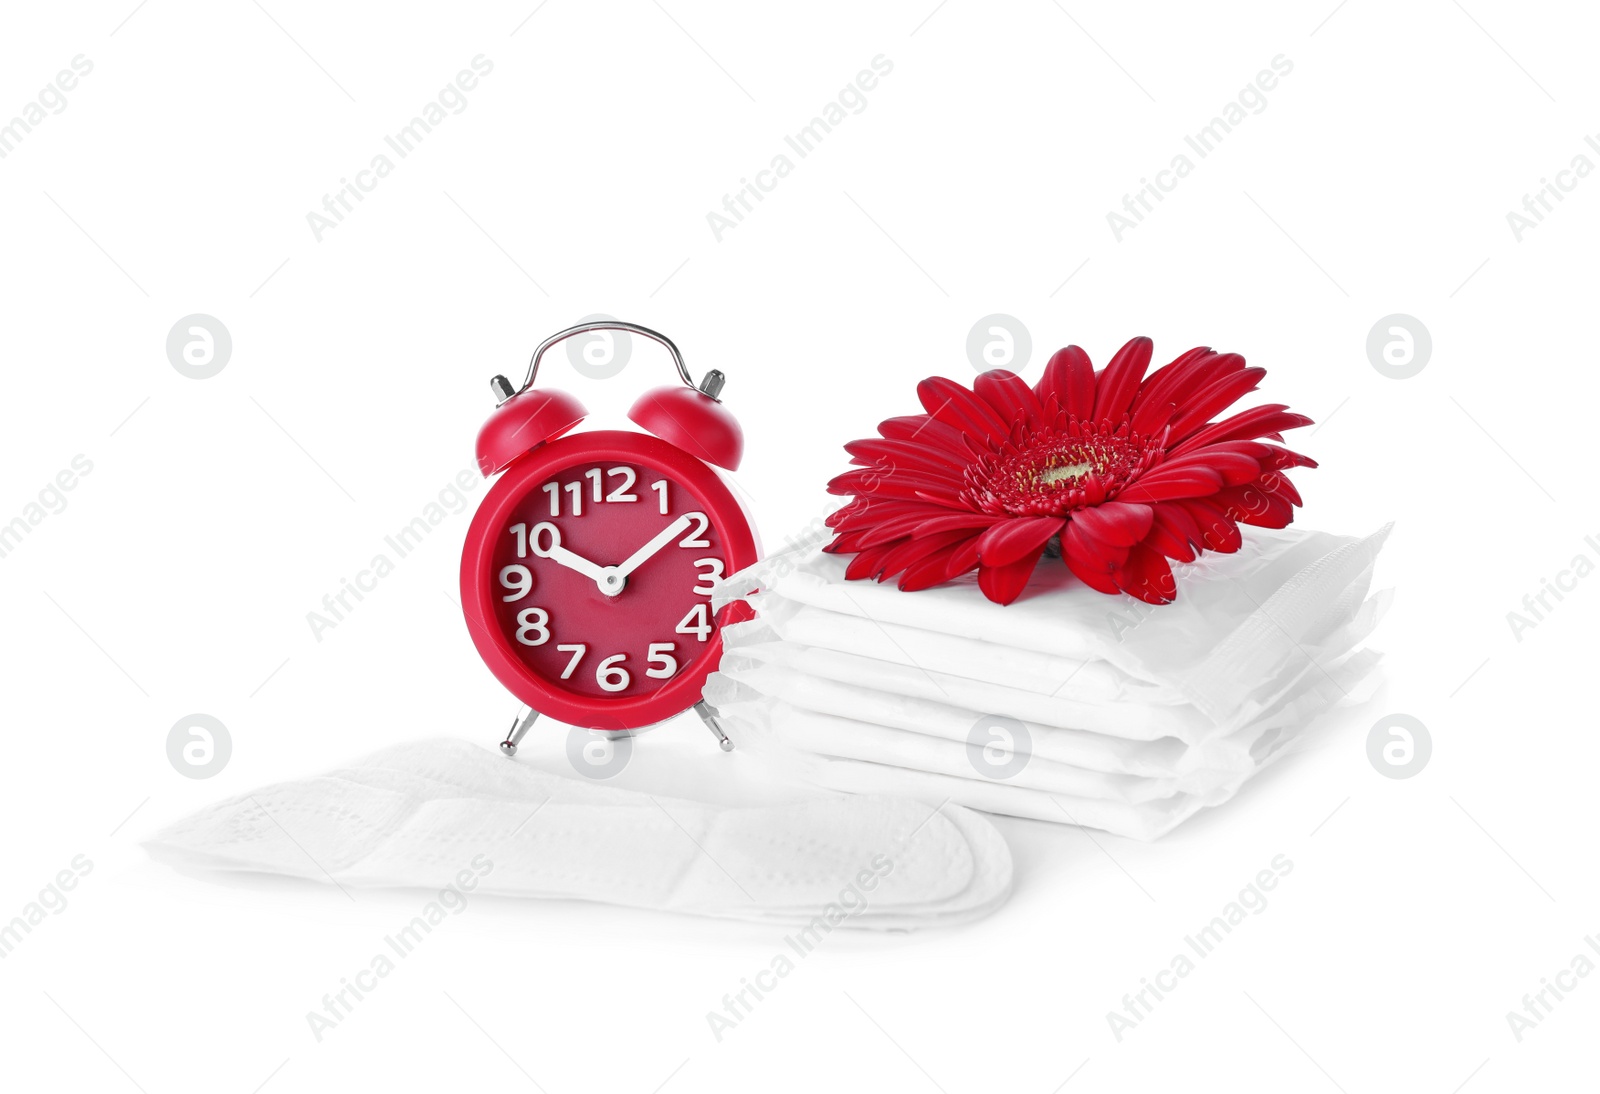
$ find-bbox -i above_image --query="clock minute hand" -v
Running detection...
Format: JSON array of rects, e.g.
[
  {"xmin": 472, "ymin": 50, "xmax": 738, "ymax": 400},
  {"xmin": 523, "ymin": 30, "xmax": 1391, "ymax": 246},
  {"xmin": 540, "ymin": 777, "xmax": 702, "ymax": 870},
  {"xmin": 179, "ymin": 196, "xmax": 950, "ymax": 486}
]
[{"xmin": 615, "ymin": 514, "xmax": 695, "ymax": 579}]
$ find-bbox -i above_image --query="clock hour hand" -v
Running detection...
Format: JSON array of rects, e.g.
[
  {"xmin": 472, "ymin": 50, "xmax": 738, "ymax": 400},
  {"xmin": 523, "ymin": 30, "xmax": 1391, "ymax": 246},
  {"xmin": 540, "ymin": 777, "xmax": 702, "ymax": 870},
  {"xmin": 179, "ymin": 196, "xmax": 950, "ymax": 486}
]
[
  {"xmin": 614, "ymin": 514, "xmax": 696, "ymax": 581},
  {"xmin": 528, "ymin": 522, "xmax": 609, "ymax": 583}
]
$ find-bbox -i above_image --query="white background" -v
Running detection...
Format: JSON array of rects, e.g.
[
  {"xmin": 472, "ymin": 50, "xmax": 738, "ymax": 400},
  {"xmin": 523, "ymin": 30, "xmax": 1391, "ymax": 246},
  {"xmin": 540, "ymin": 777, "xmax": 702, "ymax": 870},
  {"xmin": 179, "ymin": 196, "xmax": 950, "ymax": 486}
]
[{"xmin": 1, "ymin": 1, "xmax": 1596, "ymax": 1090}]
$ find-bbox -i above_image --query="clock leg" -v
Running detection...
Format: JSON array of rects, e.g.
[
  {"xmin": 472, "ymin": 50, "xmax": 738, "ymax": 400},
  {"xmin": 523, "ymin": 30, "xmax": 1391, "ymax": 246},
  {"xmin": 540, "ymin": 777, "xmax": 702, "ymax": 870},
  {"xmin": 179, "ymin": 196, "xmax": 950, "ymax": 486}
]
[
  {"xmin": 694, "ymin": 700, "xmax": 735, "ymax": 753},
  {"xmin": 500, "ymin": 705, "xmax": 539, "ymax": 756}
]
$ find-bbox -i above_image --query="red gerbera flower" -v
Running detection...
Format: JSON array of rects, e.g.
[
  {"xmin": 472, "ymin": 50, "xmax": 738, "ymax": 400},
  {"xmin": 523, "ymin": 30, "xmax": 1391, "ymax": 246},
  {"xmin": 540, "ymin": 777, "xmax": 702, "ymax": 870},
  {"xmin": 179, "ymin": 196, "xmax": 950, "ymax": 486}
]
[{"xmin": 823, "ymin": 337, "xmax": 1316, "ymax": 606}]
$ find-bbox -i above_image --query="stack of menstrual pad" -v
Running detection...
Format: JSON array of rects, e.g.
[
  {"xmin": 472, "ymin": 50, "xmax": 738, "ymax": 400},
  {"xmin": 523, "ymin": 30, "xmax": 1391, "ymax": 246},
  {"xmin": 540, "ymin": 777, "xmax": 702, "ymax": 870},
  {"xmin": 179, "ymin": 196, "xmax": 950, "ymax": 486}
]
[{"xmin": 707, "ymin": 526, "xmax": 1390, "ymax": 840}]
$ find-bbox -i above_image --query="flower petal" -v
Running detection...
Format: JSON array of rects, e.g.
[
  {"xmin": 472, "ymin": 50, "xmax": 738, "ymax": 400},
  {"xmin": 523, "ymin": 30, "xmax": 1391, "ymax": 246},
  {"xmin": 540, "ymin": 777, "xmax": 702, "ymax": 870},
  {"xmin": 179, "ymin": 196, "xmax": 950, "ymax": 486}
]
[
  {"xmin": 977, "ymin": 545, "xmax": 1049, "ymax": 605},
  {"xmin": 1179, "ymin": 497, "xmax": 1242, "ymax": 553},
  {"xmin": 1265, "ymin": 472, "xmax": 1303, "ymax": 507},
  {"xmin": 975, "ymin": 369, "xmax": 1044, "ymax": 431},
  {"xmin": 856, "ymin": 510, "xmax": 967, "ymax": 548},
  {"xmin": 877, "ymin": 415, "xmax": 974, "ymax": 459},
  {"xmin": 946, "ymin": 533, "xmax": 985, "ymax": 577},
  {"xmin": 1169, "ymin": 404, "xmax": 1313, "ymax": 454},
  {"xmin": 844, "ymin": 541, "xmax": 899, "ymax": 581},
  {"xmin": 875, "ymin": 527, "xmax": 980, "ymax": 582},
  {"xmin": 1216, "ymin": 477, "xmax": 1301, "ymax": 528},
  {"xmin": 1134, "ymin": 347, "xmax": 1219, "ymax": 411},
  {"xmin": 911, "ymin": 511, "xmax": 1009, "ymax": 537},
  {"xmin": 1141, "ymin": 504, "xmax": 1197, "ymax": 562},
  {"xmin": 918, "ymin": 376, "xmax": 1011, "ymax": 443},
  {"xmin": 1260, "ymin": 444, "xmax": 1318, "ymax": 472},
  {"xmin": 1092, "ymin": 336, "xmax": 1153, "ymax": 423},
  {"xmin": 1163, "ymin": 351, "xmax": 1248, "ymax": 410},
  {"xmin": 1062, "ymin": 520, "xmax": 1123, "ymax": 594},
  {"xmin": 828, "ymin": 498, "xmax": 937, "ymax": 532},
  {"xmin": 1157, "ymin": 449, "xmax": 1262, "ymax": 487},
  {"xmin": 844, "ymin": 438, "xmax": 964, "ymax": 475},
  {"xmin": 1130, "ymin": 395, "xmax": 1178, "ymax": 437},
  {"xmin": 1116, "ymin": 463, "xmax": 1225, "ymax": 503},
  {"xmin": 1224, "ymin": 490, "xmax": 1295, "ymax": 528},
  {"xmin": 976, "ymin": 516, "xmax": 1065, "ymax": 567},
  {"xmin": 1149, "ymin": 502, "xmax": 1203, "ymax": 561},
  {"xmin": 898, "ymin": 539, "xmax": 973, "ymax": 591},
  {"xmin": 1037, "ymin": 346, "xmax": 1096, "ymax": 419},
  {"xmin": 1069, "ymin": 501, "xmax": 1154, "ymax": 547},
  {"xmin": 1115, "ymin": 542, "xmax": 1177, "ymax": 604},
  {"xmin": 826, "ymin": 469, "xmax": 963, "ymax": 504},
  {"xmin": 1166, "ymin": 367, "xmax": 1267, "ymax": 443}
]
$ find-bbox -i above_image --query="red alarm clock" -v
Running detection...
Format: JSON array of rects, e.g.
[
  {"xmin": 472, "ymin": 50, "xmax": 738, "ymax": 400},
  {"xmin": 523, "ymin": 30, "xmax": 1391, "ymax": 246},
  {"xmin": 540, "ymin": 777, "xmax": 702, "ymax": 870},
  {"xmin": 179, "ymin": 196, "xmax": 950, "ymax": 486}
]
[{"xmin": 460, "ymin": 322, "xmax": 759, "ymax": 755}]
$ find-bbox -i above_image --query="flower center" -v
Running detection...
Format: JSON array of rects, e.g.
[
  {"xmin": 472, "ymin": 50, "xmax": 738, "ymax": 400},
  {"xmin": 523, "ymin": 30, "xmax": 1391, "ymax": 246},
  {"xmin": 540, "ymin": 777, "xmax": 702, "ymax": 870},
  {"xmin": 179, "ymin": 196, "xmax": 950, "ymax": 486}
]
[
  {"xmin": 1038, "ymin": 461, "xmax": 1093, "ymax": 486},
  {"xmin": 961, "ymin": 421, "xmax": 1160, "ymax": 517}
]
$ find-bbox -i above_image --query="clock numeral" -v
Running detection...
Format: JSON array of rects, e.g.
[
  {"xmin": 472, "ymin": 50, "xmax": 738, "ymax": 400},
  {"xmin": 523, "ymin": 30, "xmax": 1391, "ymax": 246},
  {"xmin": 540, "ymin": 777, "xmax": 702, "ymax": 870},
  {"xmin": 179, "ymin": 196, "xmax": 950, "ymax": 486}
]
[
  {"xmin": 692, "ymin": 558, "xmax": 725, "ymax": 596},
  {"xmin": 527, "ymin": 522, "xmax": 561, "ymax": 557},
  {"xmin": 515, "ymin": 607, "xmax": 551, "ymax": 646},
  {"xmin": 509, "ymin": 521, "xmax": 566, "ymax": 560},
  {"xmin": 543, "ymin": 468, "xmax": 640, "ymax": 514},
  {"xmin": 652, "ymin": 479, "xmax": 670, "ymax": 515},
  {"xmin": 605, "ymin": 466, "xmax": 638, "ymax": 502},
  {"xmin": 678, "ymin": 512, "xmax": 711, "ymax": 549},
  {"xmin": 556, "ymin": 643, "xmax": 587, "ymax": 680},
  {"xmin": 676, "ymin": 603, "xmax": 712, "ymax": 642},
  {"xmin": 541, "ymin": 480, "xmax": 584, "ymax": 517},
  {"xmin": 500, "ymin": 564, "xmax": 534, "ymax": 601},
  {"xmin": 646, "ymin": 643, "xmax": 679, "ymax": 679},
  {"xmin": 596, "ymin": 653, "xmax": 631, "ymax": 692}
]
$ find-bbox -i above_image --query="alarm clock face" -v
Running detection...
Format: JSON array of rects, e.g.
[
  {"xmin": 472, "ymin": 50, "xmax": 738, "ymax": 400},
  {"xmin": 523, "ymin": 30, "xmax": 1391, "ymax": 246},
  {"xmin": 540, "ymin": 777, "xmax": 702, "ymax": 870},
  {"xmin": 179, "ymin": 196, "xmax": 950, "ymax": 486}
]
[{"xmin": 461, "ymin": 430, "xmax": 759, "ymax": 731}]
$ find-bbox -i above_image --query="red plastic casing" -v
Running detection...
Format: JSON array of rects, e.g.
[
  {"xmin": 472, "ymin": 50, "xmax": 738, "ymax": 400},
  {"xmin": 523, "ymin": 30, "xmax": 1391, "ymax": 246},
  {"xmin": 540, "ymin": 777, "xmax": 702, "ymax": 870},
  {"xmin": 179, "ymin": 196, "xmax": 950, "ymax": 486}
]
[
  {"xmin": 628, "ymin": 386, "xmax": 745, "ymax": 471},
  {"xmin": 460, "ymin": 429, "xmax": 758, "ymax": 732},
  {"xmin": 476, "ymin": 389, "xmax": 589, "ymax": 476}
]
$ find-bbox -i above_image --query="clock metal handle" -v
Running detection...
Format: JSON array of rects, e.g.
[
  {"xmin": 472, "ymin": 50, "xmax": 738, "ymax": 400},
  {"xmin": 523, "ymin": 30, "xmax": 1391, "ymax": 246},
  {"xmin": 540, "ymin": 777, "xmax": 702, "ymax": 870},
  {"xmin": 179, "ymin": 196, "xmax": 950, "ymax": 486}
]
[{"xmin": 513, "ymin": 321, "xmax": 698, "ymax": 400}]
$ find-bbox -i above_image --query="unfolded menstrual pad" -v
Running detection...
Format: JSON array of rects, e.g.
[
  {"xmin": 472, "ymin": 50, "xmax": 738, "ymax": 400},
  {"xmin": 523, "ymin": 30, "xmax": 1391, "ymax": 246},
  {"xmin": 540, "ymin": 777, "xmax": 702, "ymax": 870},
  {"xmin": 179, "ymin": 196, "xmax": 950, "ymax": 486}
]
[{"xmin": 146, "ymin": 738, "xmax": 1013, "ymax": 929}]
